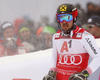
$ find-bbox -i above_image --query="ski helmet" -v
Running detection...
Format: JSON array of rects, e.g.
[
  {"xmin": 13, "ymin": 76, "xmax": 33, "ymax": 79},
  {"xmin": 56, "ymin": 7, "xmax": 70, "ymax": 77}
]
[
  {"xmin": 56, "ymin": 3, "xmax": 78, "ymax": 22},
  {"xmin": 56, "ymin": 3, "xmax": 78, "ymax": 34}
]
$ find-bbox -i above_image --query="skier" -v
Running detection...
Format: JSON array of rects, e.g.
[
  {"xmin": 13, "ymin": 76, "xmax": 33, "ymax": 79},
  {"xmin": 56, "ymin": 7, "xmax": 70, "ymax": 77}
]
[{"xmin": 43, "ymin": 3, "xmax": 100, "ymax": 80}]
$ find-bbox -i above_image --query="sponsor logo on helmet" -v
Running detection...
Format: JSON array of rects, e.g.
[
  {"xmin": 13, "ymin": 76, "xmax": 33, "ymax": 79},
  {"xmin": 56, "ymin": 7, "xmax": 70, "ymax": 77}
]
[{"xmin": 60, "ymin": 5, "xmax": 67, "ymax": 11}]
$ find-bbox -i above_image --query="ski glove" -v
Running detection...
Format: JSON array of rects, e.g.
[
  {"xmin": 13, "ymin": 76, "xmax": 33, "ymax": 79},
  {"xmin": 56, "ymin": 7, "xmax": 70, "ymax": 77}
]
[
  {"xmin": 43, "ymin": 70, "xmax": 56, "ymax": 80},
  {"xmin": 69, "ymin": 70, "xmax": 89, "ymax": 80}
]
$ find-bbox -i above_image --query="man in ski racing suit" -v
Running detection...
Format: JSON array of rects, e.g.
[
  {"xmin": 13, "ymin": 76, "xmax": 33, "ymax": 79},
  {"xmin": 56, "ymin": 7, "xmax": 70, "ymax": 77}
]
[{"xmin": 43, "ymin": 3, "xmax": 100, "ymax": 80}]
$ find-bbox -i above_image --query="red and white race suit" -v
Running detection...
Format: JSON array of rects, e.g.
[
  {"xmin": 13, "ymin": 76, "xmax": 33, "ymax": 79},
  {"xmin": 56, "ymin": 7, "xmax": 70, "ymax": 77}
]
[{"xmin": 51, "ymin": 26, "xmax": 100, "ymax": 80}]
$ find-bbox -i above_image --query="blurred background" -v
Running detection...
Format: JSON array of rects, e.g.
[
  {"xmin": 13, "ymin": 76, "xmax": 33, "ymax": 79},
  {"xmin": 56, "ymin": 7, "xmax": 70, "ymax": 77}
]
[
  {"xmin": 0, "ymin": 0, "xmax": 100, "ymax": 56},
  {"xmin": 0, "ymin": 0, "xmax": 100, "ymax": 23},
  {"xmin": 0, "ymin": 0, "xmax": 100, "ymax": 80}
]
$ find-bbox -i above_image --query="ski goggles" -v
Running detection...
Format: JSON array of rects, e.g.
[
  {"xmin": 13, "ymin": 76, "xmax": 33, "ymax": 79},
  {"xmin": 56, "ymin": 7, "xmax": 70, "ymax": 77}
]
[{"xmin": 56, "ymin": 14, "xmax": 73, "ymax": 23}]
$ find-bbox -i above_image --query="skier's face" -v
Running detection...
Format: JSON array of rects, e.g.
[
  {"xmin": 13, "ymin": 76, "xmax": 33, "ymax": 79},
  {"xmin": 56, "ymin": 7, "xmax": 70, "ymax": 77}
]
[{"xmin": 60, "ymin": 20, "xmax": 73, "ymax": 31}]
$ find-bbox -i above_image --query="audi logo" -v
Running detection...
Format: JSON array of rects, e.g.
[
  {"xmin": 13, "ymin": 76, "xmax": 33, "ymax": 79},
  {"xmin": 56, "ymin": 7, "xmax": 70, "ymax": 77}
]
[{"xmin": 58, "ymin": 55, "xmax": 82, "ymax": 65}]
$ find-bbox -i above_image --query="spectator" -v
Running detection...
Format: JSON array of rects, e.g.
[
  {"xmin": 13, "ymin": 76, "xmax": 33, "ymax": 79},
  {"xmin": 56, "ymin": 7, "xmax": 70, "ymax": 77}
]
[
  {"xmin": 23, "ymin": 15, "xmax": 36, "ymax": 35},
  {"xmin": 36, "ymin": 26, "xmax": 56, "ymax": 50},
  {"xmin": 76, "ymin": 20, "xmax": 82, "ymax": 28},
  {"xmin": 86, "ymin": 2, "xmax": 95, "ymax": 21},
  {"xmin": 43, "ymin": 26, "xmax": 56, "ymax": 48},
  {"xmin": 75, "ymin": 3, "xmax": 86, "ymax": 24},
  {"xmin": 93, "ymin": 5, "xmax": 100, "ymax": 16},
  {"xmin": 0, "ymin": 22, "xmax": 26, "ymax": 57},
  {"xmin": 36, "ymin": 16, "xmax": 50, "ymax": 30},
  {"xmin": 87, "ymin": 16, "xmax": 100, "ymax": 38},
  {"xmin": 18, "ymin": 26, "xmax": 36, "ymax": 53},
  {"xmin": 36, "ymin": 27, "xmax": 46, "ymax": 50},
  {"xmin": 13, "ymin": 18, "xmax": 25, "ymax": 35}
]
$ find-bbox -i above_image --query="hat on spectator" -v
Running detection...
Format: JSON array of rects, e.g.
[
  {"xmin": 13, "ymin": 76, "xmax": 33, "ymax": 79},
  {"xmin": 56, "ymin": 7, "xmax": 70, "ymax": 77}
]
[
  {"xmin": 0, "ymin": 22, "xmax": 14, "ymax": 34},
  {"xmin": 43, "ymin": 26, "xmax": 56, "ymax": 34},
  {"xmin": 87, "ymin": 16, "xmax": 100, "ymax": 27},
  {"xmin": 14, "ymin": 18, "xmax": 25, "ymax": 35},
  {"xmin": 37, "ymin": 26, "xmax": 56, "ymax": 36},
  {"xmin": 36, "ymin": 27, "xmax": 44, "ymax": 36},
  {"xmin": 19, "ymin": 27, "xmax": 30, "ymax": 33}
]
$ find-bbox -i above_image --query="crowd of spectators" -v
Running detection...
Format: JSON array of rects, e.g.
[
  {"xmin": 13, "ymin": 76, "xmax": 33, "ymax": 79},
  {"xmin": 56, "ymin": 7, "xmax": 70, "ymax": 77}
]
[
  {"xmin": 75, "ymin": 2, "xmax": 100, "ymax": 28},
  {"xmin": 0, "ymin": 16, "xmax": 57, "ymax": 57},
  {"xmin": 0, "ymin": 2, "xmax": 100, "ymax": 57}
]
